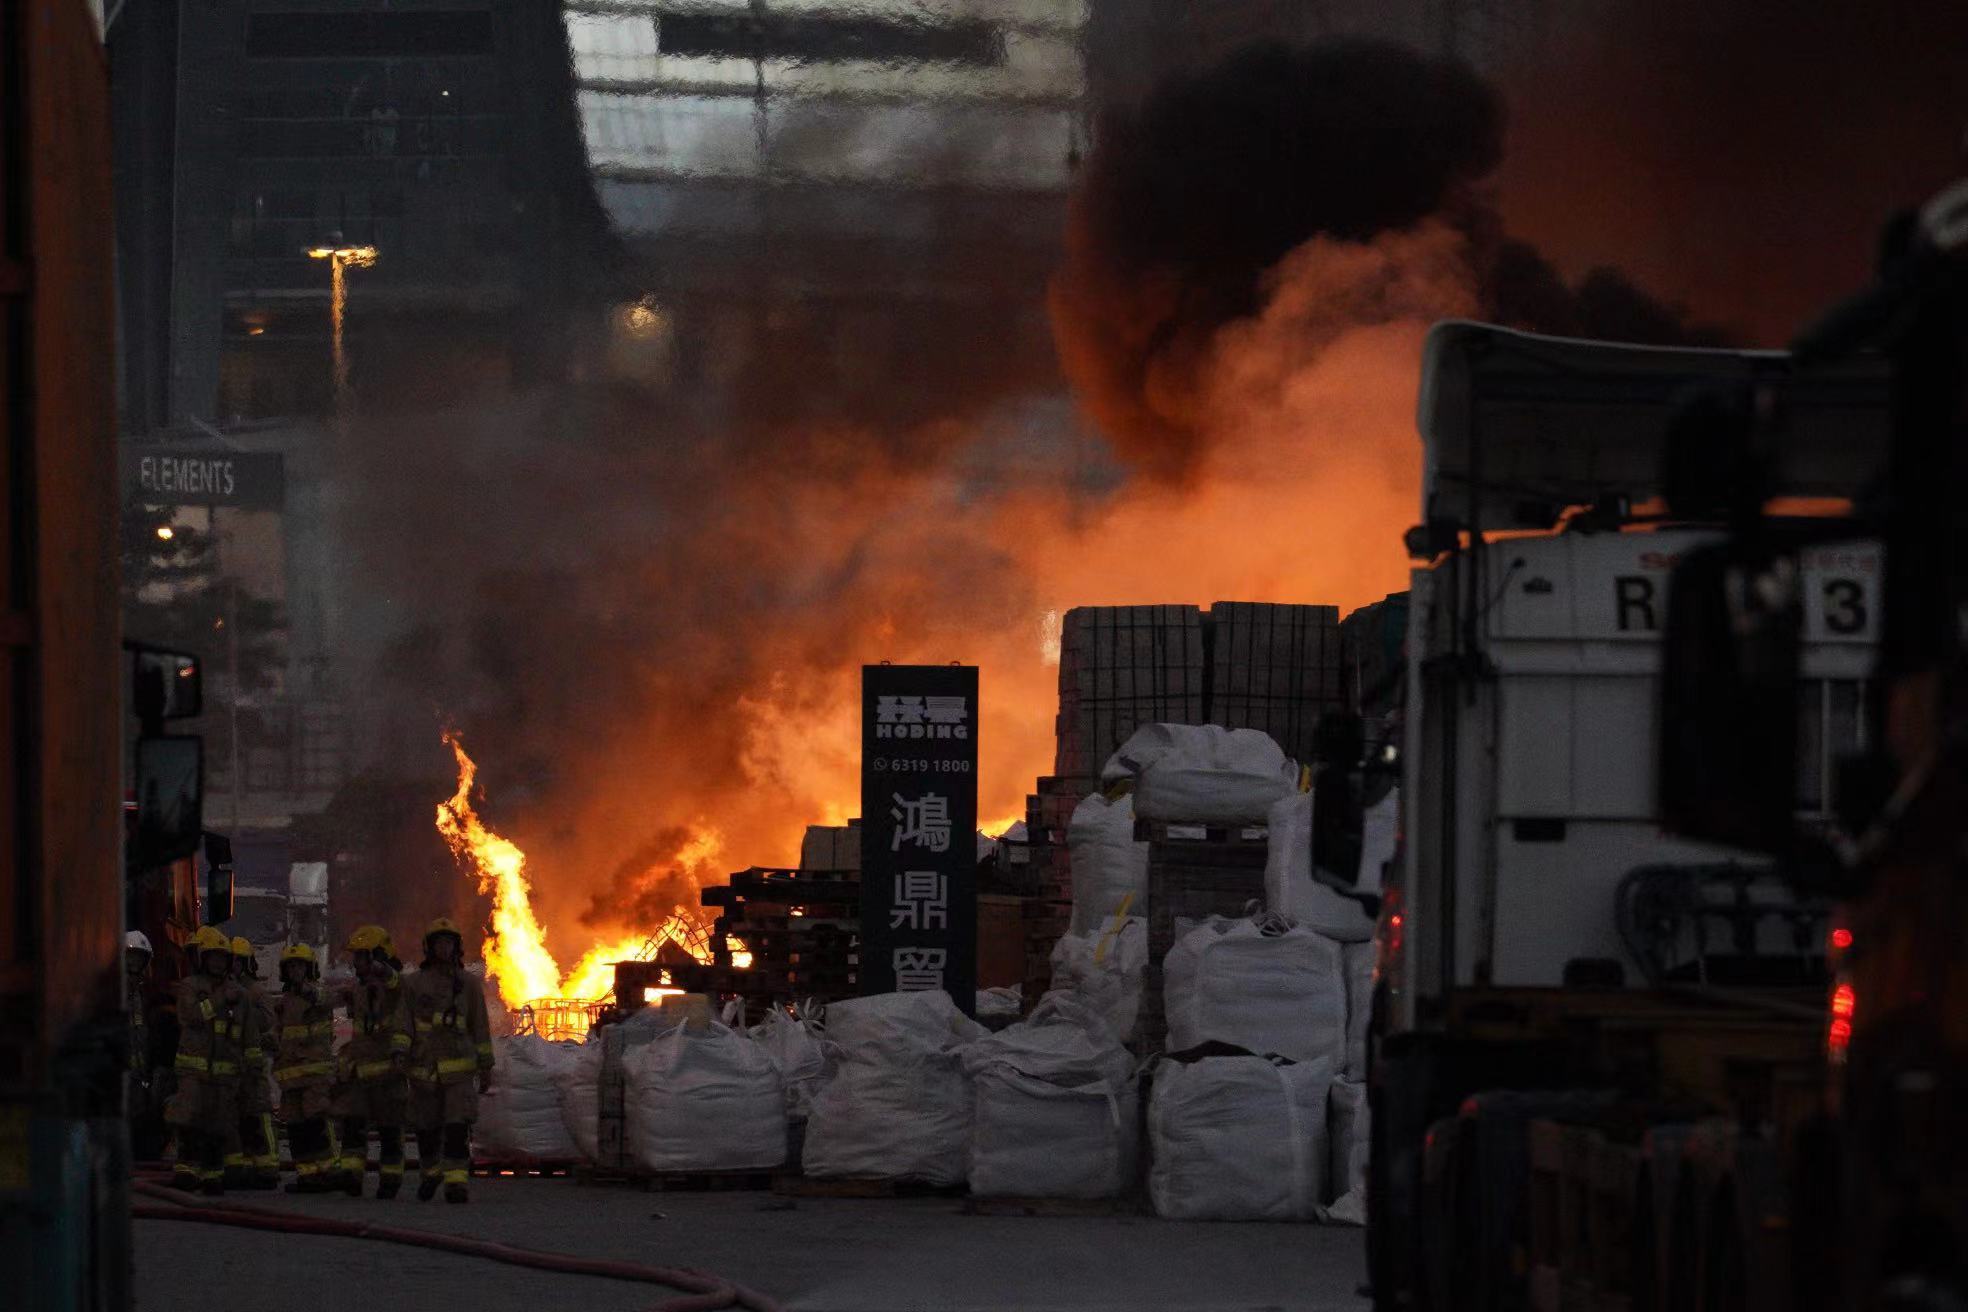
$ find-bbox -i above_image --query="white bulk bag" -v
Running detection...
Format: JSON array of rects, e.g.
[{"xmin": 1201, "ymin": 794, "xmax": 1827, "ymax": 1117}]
[
  {"xmin": 821, "ymin": 988, "xmax": 986, "ymax": 1053},
  {"xmin": 1263, "ymin": 791, "xmax": 1377, "ymax": 942},
  {"xmin": 622, "ymin": 1022, "xmax": 787, "ymax": 1173},
  {"xmin": 749, "ymin": 1005, "xmax": 828, "ymax": 1120},
  {"xmin": 1163, "ymin": 915, "xmax": 1345, "ymax": 1066},
  {"xmin": 1047, "ymin": 917, "xmax": 1147, "ymax": 1044},
  {"xmin": 552, "ymin": 1038, "xmax": 604, "ymax": 1161},
  {"xmin": 1103, "ymin": 724, "xmax": 1299, "ymax": 825},
  {"xmin": 801, "ymin": 990, "xmax": 982, "ymax": 1184},
  {"xmin": 1321, "ymin": 1079, "xmax": 1370, "ymax": 1226},
  {"xmin": 965, "ymin": 996, "xmax": 1139, "ymax": 1198},
  {"xmin": 1341, "ymin": 940, "xmax": 1375, "ymax": 1081},
  {"xmin": 1067, "ymin": 792, "xmax": 1149, "ymax": 934},
  {"xmin": 476, "ymin": 1035, "xmax": 581, "ymax": 1162},
  {"xmin": 1148, "ymin": 1053, "xmax": 1332, "ymax": 1220}
]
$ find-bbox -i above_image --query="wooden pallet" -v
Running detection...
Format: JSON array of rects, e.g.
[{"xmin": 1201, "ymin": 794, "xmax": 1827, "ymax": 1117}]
[
  {"xmin": 963, "ymin": 1195, "xmax": 1132, "ymax": 1217},
  {"xmin": 772, "ymin": 1174, "xmax": 967, "ymax": 1199},
  {"xmin": 1135, "ymin": 819, "xmax": 1272, "ymax": 845},
  {"xmin": 472, "ymin": 1159, "xmax": 579, "ymax": 1179}
]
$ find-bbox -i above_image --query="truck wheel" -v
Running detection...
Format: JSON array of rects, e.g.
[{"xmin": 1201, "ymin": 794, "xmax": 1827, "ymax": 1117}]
[
  {"xmin": 1669, "ymin": 1169, "xmax": 1701, "ymax": 1311},
  {"xmin": 1633, "ymin": 1168, "xmax": 1659, "ymax": 1312},
  {"xmin": 1370, "ymin": 1037, "xmax": 1437, "ymax": 1311},
  {"xmin": 1703, "ymin": 1183, "xmax": 1747, "ymax": 1312}
]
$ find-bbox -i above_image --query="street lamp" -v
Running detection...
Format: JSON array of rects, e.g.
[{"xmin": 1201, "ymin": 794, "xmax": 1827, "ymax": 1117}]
[{"xmin": 306, "ymin": 243, "xmax": 378, "ymax": 408}]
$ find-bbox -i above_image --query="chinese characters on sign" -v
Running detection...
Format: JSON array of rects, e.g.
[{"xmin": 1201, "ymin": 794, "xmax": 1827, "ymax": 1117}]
[
  {"xmin": 890, "ymin": 793, "xmax": 952, "ymax": 853},
  {"xmin": 862, "ymin": 665, "xmax": 977, "ymax": 1010}
]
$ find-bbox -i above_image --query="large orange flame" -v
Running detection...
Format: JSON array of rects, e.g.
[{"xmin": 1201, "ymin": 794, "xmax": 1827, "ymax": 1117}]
[{"xmin": 435, "ymin": 731, "xmax": 728, "ymax": 1008}]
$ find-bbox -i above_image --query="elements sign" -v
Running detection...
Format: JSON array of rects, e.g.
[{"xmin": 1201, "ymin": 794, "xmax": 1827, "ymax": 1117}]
[
  {"xmin": 122, "ymin": 448, "xmax": 285, "ymax": 511},
  {"xmin": 860, "ymin": 664, "xmax": 978, "ymax": 1013}
]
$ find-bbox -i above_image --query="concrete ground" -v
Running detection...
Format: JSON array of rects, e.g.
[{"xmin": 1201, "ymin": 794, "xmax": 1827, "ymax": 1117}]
[{"xmin": 134, "ymin": 1175, "xmax": 1369, "ymax": 1312}]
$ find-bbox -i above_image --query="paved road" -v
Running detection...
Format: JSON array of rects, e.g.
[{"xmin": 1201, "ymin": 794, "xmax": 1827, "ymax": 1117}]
[{"xmin": 135, "ymin": 1176, "xmax": 1370, "ymax": 1312}]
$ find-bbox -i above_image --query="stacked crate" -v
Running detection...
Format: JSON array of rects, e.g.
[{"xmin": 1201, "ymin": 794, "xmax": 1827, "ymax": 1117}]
[
  {"xmin": 693, "ymin": 867, "xmax": 861, "ymax": 1016},
  {"xmin": 1054, "ymin": 605, "xmax": 1207, "ymax": 780},
  {"xmin": 1034, "ymin": 600, "xmax": 1344, "ymax": 1030},
  {"xmin": 1207, "ymin": 601, "xmax": 1345, "ymax": 766},
  {"xmin": 1135, "ymin": 819, "xmax": 1271, "ymax": 1054}
]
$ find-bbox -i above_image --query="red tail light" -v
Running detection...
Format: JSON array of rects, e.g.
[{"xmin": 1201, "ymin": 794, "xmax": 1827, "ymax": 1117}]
[
  {"xmin": 1827, "ymin": 982, "xmax": 1856, "ymax": 1061},
  {"xmin": 1831, "ymin": 983, "xmax": 1856, "ymax": 1019}
]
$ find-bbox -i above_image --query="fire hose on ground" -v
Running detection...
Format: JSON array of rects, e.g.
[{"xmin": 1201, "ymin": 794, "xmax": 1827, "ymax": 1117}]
[{"xmin": 131, "ymin": 1178, "xmax": 788, "ymax": 1312}]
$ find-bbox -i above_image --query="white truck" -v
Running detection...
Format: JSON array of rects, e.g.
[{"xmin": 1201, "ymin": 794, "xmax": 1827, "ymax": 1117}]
[{"xmin": 1365, "ymin": 322, "xmax": 1891, "ymax": 1312}]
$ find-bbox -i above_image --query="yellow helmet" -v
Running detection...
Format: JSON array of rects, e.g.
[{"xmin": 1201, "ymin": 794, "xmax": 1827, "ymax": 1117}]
[
  {"xmin": 188, "ymin": 926, "xmax": 230, "ymax": 955},
  {"xmin": 230, "ymin": 936, "xmax": 253, "ymax": 958},
  {"xmin": 423, "ymin": 916, "xmax": 462, "ymax": 943},
  {"xmin": 280, "ymin": 943, "xmax": 318, "ymax": 965},
  {"xmin": 346, "ymin": 924, "xmax": 393, "ymax": 955}
]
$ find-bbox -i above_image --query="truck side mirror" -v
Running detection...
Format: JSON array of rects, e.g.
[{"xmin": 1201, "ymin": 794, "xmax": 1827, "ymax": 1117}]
[
  {"xmin": 1658, "ymin": 541, "xmax": 1802, "ymax": 853},
  {"xmin": 131, "ymin": 646, "xmax": 201, "ymax": 723},
  {"xmin": 133, "ymin": 735, "xmax": 204, "ymax": 866}
]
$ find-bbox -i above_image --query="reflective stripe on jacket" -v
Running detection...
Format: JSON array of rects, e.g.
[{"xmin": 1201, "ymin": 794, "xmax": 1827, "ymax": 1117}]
[{"xmin": 402, "ymin": 965, "xmax": 494, "ymax": 1086}]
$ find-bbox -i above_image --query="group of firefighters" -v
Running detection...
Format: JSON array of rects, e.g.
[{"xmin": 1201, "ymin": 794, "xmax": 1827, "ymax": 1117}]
[{"xmin": 126, "ymin": 916, "xmax": 496, "ymax": 1203}]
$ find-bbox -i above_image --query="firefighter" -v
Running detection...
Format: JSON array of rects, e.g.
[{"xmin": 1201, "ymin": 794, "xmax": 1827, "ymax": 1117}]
[
  {"xmin": 332, "ymin": 924, "xmax": 410, "ymax": 1198},
  {"xmin": 403, "ymin": 917, "xmax": 494, "ymax": 1203},
  {"xmin": 271, "ymin": 944, "xmax": 337, "ymax": 1192},
  {"xmin": 224, "ymin": 936, "xmax": 280, "ymax": 1189},
  {"xmin": 166, "ymin": 926, "xmax": 255, "ymax": 1194}
]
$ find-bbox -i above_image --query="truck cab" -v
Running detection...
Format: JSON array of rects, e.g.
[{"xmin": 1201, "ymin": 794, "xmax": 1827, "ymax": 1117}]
[{"xmin": 1368, "ymin": 322, "xmax": 1892, "ymax": 1312}]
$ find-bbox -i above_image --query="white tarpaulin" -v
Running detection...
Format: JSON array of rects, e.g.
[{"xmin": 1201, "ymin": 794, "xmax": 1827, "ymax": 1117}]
[
  {"xmin": 476, "ymin": 1036, "xmax": 581, "ymax": 1162},
  {"xmin": 1321, "ymin": 1078, "xmax": 1370, "ymax": 1226},
  {"xmin": 1263, "ymin": 791, "xmax": 1377, "ymax": 942},
  {"xmin": 749, "ymin": 1005, "xmax": 828, "ymax": 1121},
  {"xmin": 1103, "ymin": 724, "xmax": 1300, "ymax": 825},
  {"xmin": 801, "ymin": 991, "xmax": 984, "ymax": 1184},
  {"xmin": 1066, "ymin": 792, "xmax": 1149, "ymax": 934},
  {"xmin": 964, "ymin": 997, "xmax": 1138, "ymax": 1198},
  {"xmin": 1047, "ymin": 916, "xmax": 1146, "ymax": 1044},
  {"xmin": 552, "ymin": 1039, "xmax": 604, "ymax": 1161},
  {"xmin": 622, "ymin": 1022, "xmax": 787, "ymax": 1173},
  {"xmin": 1148, "ymin": 1053, "xmax": 1333, "ymax": 1220},
  {"xmin": 1163, "ymin": 915, "xmax": 1345, "ymax": 1066}
]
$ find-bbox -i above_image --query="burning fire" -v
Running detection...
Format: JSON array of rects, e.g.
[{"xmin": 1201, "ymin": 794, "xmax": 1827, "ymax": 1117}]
[{"xmin": 436, "ymin": 732, "xmax": 735, "ymax": 1008}]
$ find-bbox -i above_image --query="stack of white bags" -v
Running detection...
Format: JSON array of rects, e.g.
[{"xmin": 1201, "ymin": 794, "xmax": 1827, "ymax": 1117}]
[{"xmin": 1042, "ymin": 722, "xmax": 1379, "ymax": 1223}]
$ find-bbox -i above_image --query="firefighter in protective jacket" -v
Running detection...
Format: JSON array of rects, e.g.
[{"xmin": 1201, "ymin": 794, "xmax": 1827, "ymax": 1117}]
[
  {"xmin": 402, "ymin": 917, "xmax": 494, "ymax": 1203},
  {"xmin": 272, "ymin": 944, "xmax": 337, "ymax": 1192},
  {"xmin": 167, "ymin": 926, "xmax": 258, "ymax": 1195},
  {"xmin": 332, "ymin": 924, "xmax": 410, "ymax": 1198},
  {"xmin": 227, "ymin": 936, "xmax": 280, "ymax": 1188}
]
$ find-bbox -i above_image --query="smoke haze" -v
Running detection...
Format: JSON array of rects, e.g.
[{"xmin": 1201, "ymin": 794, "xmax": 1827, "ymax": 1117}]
[{"xmin": 323, "ymin": 13, "xmax": 1961, "ymax": 969}]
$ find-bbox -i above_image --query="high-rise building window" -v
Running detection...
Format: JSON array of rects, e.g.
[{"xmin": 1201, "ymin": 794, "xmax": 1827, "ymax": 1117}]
[{"xmin": 245, "ymin": 11, "xmax": 495, "ymax": 60}]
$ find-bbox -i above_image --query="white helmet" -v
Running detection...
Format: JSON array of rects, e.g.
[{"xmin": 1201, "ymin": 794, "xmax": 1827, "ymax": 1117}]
[{"xmin": 125, "ymin": 930, "xmax": 153, "ymax": 956}]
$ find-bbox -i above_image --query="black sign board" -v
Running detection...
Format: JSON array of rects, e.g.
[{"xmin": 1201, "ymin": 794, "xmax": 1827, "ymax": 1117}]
[
  {"xmin": 122, "ymin": 448, "xmax": 285, "ymax": 510},
  {"xmin": 860, "ymin": 664, "xmax": 978, "ymax": 1012}
]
